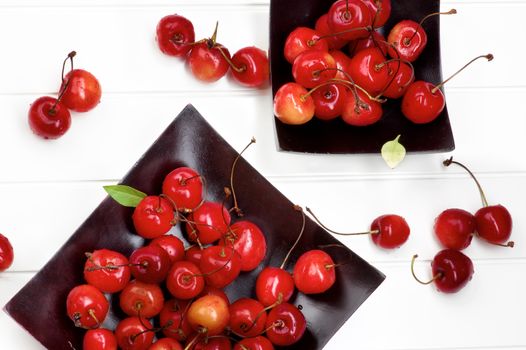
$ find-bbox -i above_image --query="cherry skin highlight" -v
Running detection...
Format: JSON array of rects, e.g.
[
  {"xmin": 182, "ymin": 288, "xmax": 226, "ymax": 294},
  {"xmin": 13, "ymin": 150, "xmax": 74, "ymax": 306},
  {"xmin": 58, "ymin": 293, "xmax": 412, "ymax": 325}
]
[
  {"xmin": 28, "ymin": 96, "xmax": 71, "ymax": 139},
  {"xmin": 293, "ymin": 249, "xmax": 336, "ymax": 294},
  {"xmin": 434, "ymin": 208, "xmax": 475, "ymax": 250},
  {"xmin": 156, "ymin": 14, "xmax": 195, "ymax": 57},
  {"xmin": 0, "ymin": 233, "xmax": 14, "ymax": 272}
]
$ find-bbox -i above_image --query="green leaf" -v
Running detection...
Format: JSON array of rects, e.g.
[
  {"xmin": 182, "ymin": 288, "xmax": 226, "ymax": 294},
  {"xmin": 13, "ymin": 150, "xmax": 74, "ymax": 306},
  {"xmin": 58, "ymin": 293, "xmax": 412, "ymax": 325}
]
[
  {"xmin": 381, "ymin": 135, "xmax": 406, "ymax": 169},
  {"xmin": 103, "ymin": 185, "xmax": 147, "ymax": 207}
]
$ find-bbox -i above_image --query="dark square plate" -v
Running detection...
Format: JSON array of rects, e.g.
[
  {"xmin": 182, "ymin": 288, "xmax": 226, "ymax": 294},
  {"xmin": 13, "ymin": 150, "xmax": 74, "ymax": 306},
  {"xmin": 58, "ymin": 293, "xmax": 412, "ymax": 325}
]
[
  {"xmin": 270, "ymin": 0, "xmax": 455, "ymax": 154},
  {"xmin": 4, "ymin": 105, "xmax": 385, "ymax": 350}
]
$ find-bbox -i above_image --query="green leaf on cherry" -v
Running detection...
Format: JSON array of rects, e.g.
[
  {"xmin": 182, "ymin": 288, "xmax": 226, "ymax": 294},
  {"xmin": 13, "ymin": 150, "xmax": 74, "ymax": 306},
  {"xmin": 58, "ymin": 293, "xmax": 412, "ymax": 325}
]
[
  {"xmin": 103, "ymin": 185, "xmax": 147, "ymax": 207},
  {"xmin": 381, "ymin": 135, "xmax": 406, "ymax": 169}
]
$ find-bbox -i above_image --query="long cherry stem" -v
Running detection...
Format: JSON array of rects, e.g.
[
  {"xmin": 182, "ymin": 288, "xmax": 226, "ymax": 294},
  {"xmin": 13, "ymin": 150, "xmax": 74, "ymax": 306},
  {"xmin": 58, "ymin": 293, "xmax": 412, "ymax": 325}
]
[
  {"xmin": 432, "ymin": 54, "xmax": 493, "ymax": 94},
  {"xmin": 50, "ymin": 51, "xmax": 76, "ymax": 113},
  {"xmin": 443, "ymin": 157, "xmax": 488, "ymax": 207},
  {"xmin": 406, "ymin": 9, "xmax": 457, "ymax": 44},
  {"xmin": 306, "ymin": 207, "xmax": 379, "ymax": 236},
  {"xmin": 279, "ymin": 205, "xmax": 306, "ymax": 270},
  {"xmin": 230, "ymin": 137, "xmax": 256, "ymax": 216},
  {"xmin": 411, "ymin": 254, "xmax": 442, "ymax": 285},
  {"xmin": 217, "ymin": 46, "xmax": 245, "ymax": 73}
]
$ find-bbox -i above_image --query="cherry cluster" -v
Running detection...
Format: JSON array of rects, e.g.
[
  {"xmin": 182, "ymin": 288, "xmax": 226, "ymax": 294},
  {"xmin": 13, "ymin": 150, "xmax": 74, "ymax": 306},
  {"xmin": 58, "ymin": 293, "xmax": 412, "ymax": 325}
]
[
  {"xmin": 0, "ymin": 233, "xmax": 14, "ymax": 272},
  {"xmin": 28, "ymin": 51, "xmax": 101, "ymax": 139},
  {"xmin": 273, "ymin": 0, "xmax": 492, "ymax": 126},
  {"xmin": 156, "ymin": 14, "xmax": 269, "ymax": 88}
]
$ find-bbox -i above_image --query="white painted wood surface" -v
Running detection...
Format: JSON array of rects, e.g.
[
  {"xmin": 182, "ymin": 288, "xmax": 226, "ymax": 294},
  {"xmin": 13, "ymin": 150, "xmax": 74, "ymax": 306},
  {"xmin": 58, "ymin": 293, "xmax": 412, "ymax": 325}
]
[{"xmin": 0, "ymin": 1, "xmax": 525, "ymax": 349}]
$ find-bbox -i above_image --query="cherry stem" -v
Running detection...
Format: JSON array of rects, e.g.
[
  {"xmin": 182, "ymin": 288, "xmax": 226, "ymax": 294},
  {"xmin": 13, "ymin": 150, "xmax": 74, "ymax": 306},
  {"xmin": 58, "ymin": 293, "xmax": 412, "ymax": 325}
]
[
  {"xmin": 407, "ymin": 9, "xmax": 457, "ymax": 44},
  {"xmin": 432, "ymin": 54, "xmax": 493, "ymax": 94},
  {"xmin": 50, "ymin": 51, "xmax": 76, "ymax": 113},
  {"xmin": 443, "ymin": 156, "xmax": 489, "ymax": 207},
  {"xmin": 83, "ymin": 252, "xmax": 146, "ymax": 272},
  {"xmin": 279, "ymin": 205, "xmax": 306, "ymax": 270},
  {"xmin": 211, "ymin": 21, "xmax": 219, "ymax": 45},
  {"xmin": 242, "ymin": 293, "xmax": 283, "ymax": 334},
  {"xmin": 411, "ymin": 254, "xmax": 442, "ymax": 285},
  {"xmin": 308, "ymin": 26, "xmax": 372, "ymax": 46},
  {"xmin": 306, "ymin": 207, "xmax": 379, "ymax": 236},
  {"xmin": 191, "ymin": 239, "xmax": 236, "ymax": 278},
  {"xmin": 230, "ymin": 137, "xmax": 256, "ymax": 216},
  {"xmin": 217, "ymin": 46, "xmax": 245, "ymax": 73},
  {"xmin": 88, "ymin": 309, "xmax": 100, "ymax": 328},
  {"xmin": 371, "ymin": 0, "xmax": 382, "ymax": 28}
]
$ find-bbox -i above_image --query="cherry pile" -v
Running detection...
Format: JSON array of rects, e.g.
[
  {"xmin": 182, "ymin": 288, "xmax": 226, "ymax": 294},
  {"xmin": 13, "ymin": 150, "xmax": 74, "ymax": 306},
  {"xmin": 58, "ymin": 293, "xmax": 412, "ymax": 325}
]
[
  {"xmin": 156, "ymin": 14, "xmax": 269, "ymax": 88},
  {"xmin": 28, "ymin": 51, "xmax": 101, "ymax": 139},
  {"xmin": 273, "ymin": 0, "xmax": 493, "ymax": 126}
]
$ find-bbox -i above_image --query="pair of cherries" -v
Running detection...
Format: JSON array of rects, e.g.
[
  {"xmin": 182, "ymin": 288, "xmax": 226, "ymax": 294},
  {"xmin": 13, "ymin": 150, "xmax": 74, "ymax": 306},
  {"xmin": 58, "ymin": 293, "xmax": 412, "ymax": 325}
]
[
  {"xmin": 28, "ymin": 51, "xmax": 101, "ymax": 139},
  {"xmin": 156, "ymin": 14, "xmax": 269, "ymax": 88}
]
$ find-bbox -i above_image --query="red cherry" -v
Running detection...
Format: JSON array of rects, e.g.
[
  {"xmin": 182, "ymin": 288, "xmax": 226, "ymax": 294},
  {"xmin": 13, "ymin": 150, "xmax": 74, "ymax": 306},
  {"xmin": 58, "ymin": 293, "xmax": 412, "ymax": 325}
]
[
  {"xmin": 434, "ymin": 209, "xmax": 475, "ymax": 250},
  {"xmin": 84, "ymin": 249, "xmax": 131, "ymax": 293},
  {"xmin": 273, "ymin": 82, "xmax": 315, "ymax": 125},
  {"xmin": 129, "ymin": 245, "xmax": 171, "ymax": 284},
  {"xmin": 199, "ymin": 245, "xmax": 242, "ymax": 289},
  {"xmin": 229, "ymin": 298, "xmax": 267, "ymax": 338},
  {"xmin": 255, "ymin": 267, "xmax": 294, "ymax": 307},
  {"xmin": 60, "ymin": 68, "xmax": 101, "ymax": 112},
  {"xmin": 265, "ymin": 303, "xmax": 306, "ymax": 346},
  {"xmin": 315, "ymin": 14, "xmax": 348, "ymax": 50},
  {"xmin": 187, "ymin": 295, "xmax": 230, "ymax": 336},
  {"xmin": 292, "ymin": 50, "xmax": 336, "ymax": 89},
  {"xmin": 382, "ymin": 60, "xmax": 415, "ymax": 99},
  {"xmin": 283, "ymin": 27, "xmax": 329, "ymax": 64},
  {"xmin": 156, "ymin": 14, "xmax": 195, "ymax": 57},
  {"xmin": 0, "ymin": 233, "xmax": 14, "ymax": 272},
  {"xmin": 166, "ymin": 260, "xmax": 205, "ymax": 300},
  {"xmin": 475, "ymin": 205, "xmax": 513, "ymax": 246},
  {"xmin": 150, "ymin": 235, "xmax": 185, "ymax": 264},
  {"xmin": 187, "ymin": 335, "xmax": 231, "ymax": 350},
  {"xmin": 149, "ymin": 338, "xmax": 183, "ymax": 350},
  {"xmin": 198, "ymin": 285, "xmax": 230, "ymax": 306},
  {"xmin": 132, "ymin": 196, "xmax": 174, "ymax": 239},
  {"xmin": 185, "ymin": 245, "xmax": 204, "ymax": 266},
  {"xmin": 327, "ymin": 0, "xmax": 372, "ymax": 41},
  {"xmin": 119, "ymin": 280, "xmax": 164, "ymax": 318},
  {"xmin": 230, "ymin": 47, "xmax": 269, "ymax": 88},
  {"xmin": 370, "ymin": 214, "xmax": 410, "ymax": 249},
  {"xmin": 387, "ymin": 20, "xmax": 426, "ymax": 62},
  {"xmin": 83, "ymin": 328, "xmax": 117, "ymax": 350},
  {"xmin": 115, "ymin": 316, "xmax": 154, "ymax": 350},
  {"xmin": 293, "ymin": 250, "xmax": 335, "ymax": 294},
  {"xmin": 233, "ymin": 336, "xmax": 274, "ymax": 350},
  {"xmin": 28, "ymin": 96, "xmax": 71, "ymax": 139},
  {"xmin": 401, "ymin": 81, "xmax": 444, "ymax": 124},
  {"xmin": 188, "ymin": 41, "xmax": 230, "ymax": 83},
  {"xmin": 219, "ymin": 220, "xmax": 267, "ymax": 272},
  {"xmin": 312, "ymin": 83, "xmax": 348, "ymax": 121},
  {"xmin": 348, "ymin": 30, "xmax": 388, "ymax": 58},
  {"xmin": 348, "ymin": 47, "xmax": 391, "ymax": 95},
  {"xmin": 160, "ymin": 299, "xmax": 193, "ymax": 342},
  {"xmin": 187, "ymin": 201, "xmax": 231, "ymax": 244},
  {"xmin": 362, "ymin": 0, "xmax": 391, "ymax": 28},
  {"xmin": 341, "ymin": 88, "xmax": 383, "ymax": 126},
  {"xmin": 162, "ymin": 167, "xmax": 203, "ymax": 212},
  {"xmin": 66, "ymin": 284, "xmax": 109, "ymax": 329}
]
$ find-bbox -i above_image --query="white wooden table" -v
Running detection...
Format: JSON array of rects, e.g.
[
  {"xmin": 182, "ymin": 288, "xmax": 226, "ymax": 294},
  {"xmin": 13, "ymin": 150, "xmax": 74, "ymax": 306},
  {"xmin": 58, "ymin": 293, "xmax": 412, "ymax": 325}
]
[{"xmin": 0, "ymin": 1, "xmax": 525, "ymax": 349}]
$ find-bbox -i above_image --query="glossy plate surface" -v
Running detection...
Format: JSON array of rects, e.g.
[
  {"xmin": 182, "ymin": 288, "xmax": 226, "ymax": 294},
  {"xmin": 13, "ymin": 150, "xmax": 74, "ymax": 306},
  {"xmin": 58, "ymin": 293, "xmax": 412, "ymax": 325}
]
[
  {"xmin": 4, "ymin": 105, "xmax": 385, "ymax": 349},
  {"xmin": 270, "ymin": 0, "xmax": 455, "ymax": 153}
]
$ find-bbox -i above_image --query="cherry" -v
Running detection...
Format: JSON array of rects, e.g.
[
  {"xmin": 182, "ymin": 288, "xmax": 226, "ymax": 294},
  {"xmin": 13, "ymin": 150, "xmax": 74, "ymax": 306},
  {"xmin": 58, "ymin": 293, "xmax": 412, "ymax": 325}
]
[
  {"xmin": 362, "ymin": 0, "xmax": 391, "ymax": 28},
  {"xmin": 132, "ymin": 195, "xmax": 175, "ymax": 239},
  {"xmin": 348, "ymin": 47, "xmax": 391, "ymax": 95},
  {"xmin": 327, "ymin": 0, "xmax": 372, "ymax": 41},
  {"xmin": 129, "ymin": 244, "xmax": 171, "ymax": 284},
  {"xmin": 84, "ymin": 249, "xmax": 131, "ymax": 293},
  {"xmin": 115, "ymin": 316, "xmax": 154, "ymax": 350},
  {"xmin": 150, "ymin": 234, "xmax": 185, "ymax": 264},
  {"xmin": 230, "ymin": 47, "xmax": 270, "ymax": 88},
  {"xmin": 233, "ymin": 336, "xmax": 274, "ymax": 350},
  {"xmin": 292, "ymin": 50, "xmax": 337, "ymax": 89},
  {"xmin": 188, "ymin": 23, "xmax": 230, "ymax": 83},
  {"xmin": 187, "ymin": 295, "xmax": 230, "ymax": 336},
  {"xmin": 434, "ymin": 208, "xmax": 475, "ymax": 250},
  {"xmin": 83, "ymin": 328, "xmax": 117, "ymax": 350},
  {"xmin": 293, "ymin": 249, "xmax": 335, "ymax": 294},
  {"xmin": 229, "ymin": 298, "xmax": 267, "ymax": 338},
  {"xmin": 198, "ymin": 285, "xmax": 230, "ymax": 306},
  {"xmin": 28, "ymin": 96, "xmax": 71, "ymax": 139},
  {"xmin": 283, "ymin": 27, "xmax": 328, "ymax": 64},
  {"xmin": 148, "ymin": 338, "xmax": 183, "ymax": 350},
  {"xmin": 347, "ymin": 30, "xmax": 388, "ymax": 57},
  {"xmin": 66, "ymin": 284, "xmax": 109, "ymax": 329},
  {"xmin": 162, "ymin": 167, "xmax": 203, "ymax": 213},
  {"xmin": 382, "ymin": 60, "xmax": 414, "ymax": 99},
  {"xmin": 156, "ymin": 14, "xmax": 195, "ymax": 57},
  {"xmin": 265, "ymin": 303, "xmax": 306, "ymax": 346},
  {"xmin": 411, "ymin": 249, "xmax": 474, "ymax": 293},
  {"xmin": 119, "ymin": 280, "xmax": 164, "ymax": 318},
  {"xmin": 273, "ymin": 82, "xmax": 315, "ymax": 125},
  {"xmin": 200, "ymin": 245, "xmax": 242, "ymax": 289},
  {"xmin": 219, "ymin": 220, "xmax": 267, "ymax": 272},
  {"xmin": 187, "ymin": 201, "xmax": 231, "ymax": 244},
  {"xmin": 370, "ymin": 214, "xmax": 410, "ymax": 248},
  {"xmin": 329, "ymin": 50, "xmax": 353, "ymax": 80},
  {"xmin": 443, "ymin": 157, "xmax": 513, "ymax": 247},
  {"xmin": 185, "ymin": 245, "xmax": 204, "ymax": 266},
  {"xmin": 341, "ymin": 88, "xmax": 383, "ymax": 126},
  {"xmin": 0, "ymin": 233, "xmax": 14, "ymax": 272},
  {"xmin": 312, "ymin": 82, "xmax": 348, "ymax": 121},
  {"xmin": 160, "ymin": 299, "xmax": 193, "ymax": 342},
  {"xmin": 315, "ymin": 14, "xmax": 348, "ymax": 50},
  {"xmin": 402, "ymin": 54, "xmax": 493, "ymax": 124},
  {"xmin": 166, "ymin": 260, "xmax": 205, "ymax": 300}
]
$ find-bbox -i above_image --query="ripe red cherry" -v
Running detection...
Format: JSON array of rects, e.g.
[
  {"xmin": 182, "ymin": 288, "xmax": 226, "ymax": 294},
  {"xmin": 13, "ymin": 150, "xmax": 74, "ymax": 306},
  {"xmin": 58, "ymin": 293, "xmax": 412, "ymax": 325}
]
[
  {"xmin": 66, "ymin": 284, "xmax": 109, "ymax": 329},
  {"xmin": 273, "ymin": 82, "xmax": 315, "ymax": 125},
  {"xmin": 156, "ymin": 14, "xmax": 195, "ymax": 57},
  {"xmin": 315, "ymin": 14, "xmax": 348, "ymax": 50},
  {"xmin": 166, "ymin": 260, "xmax": 205, "ymax": 300},
  {"xmin": 434, "ymin": 208, "xmax": 475, "ymax": 250},
  {"xmin": 187, "ymin": 201, "xmax": 231, "ymax": 244},
  {"xmin": 370, "ymin": 214, "xmax": 410, "ymax": 249},
  {"xmin": 129, "ymin": 244, "xmax": 171, "ymax": 284},
  {"xmin": 188, "ymin": 41, "xmax": 230, "ymax": 83},
  {"xmin": 119, "ymin": 280, "xmax": 164, "ymax": 318},
  {"xmin": 283, "ymin": 27, "xmax": 329, "ymax": 64},
  {"xmin": 362, "ymin": 0, "xmax": 391, "ymax": 28},
  {"xmin": 341, "ymin": 89, "xmax": 383, "ymax": 126},
  {"xmin": 0, "ymin": 233, "xmax": 14, "ymax": 272},
  {"xmin": 200, "ymin": 245, "xmax": 242, "ymax": 289},
  {"xmin": 149, "ymin": 338, "xmax": 183, "ymax": 350},
  {"xmin": 219, "ymin": 220, "xmax": 267, "ymax": 272},
  {"xmin": 233, "ymin": 336, "xmax": 274, "ymax": 350},
  {"xmin": 293, "ymin": 250, "xmax": 335, "ymax": 294},
  {"xmin": 312, "ymin": 83, "xmax": 348, "ymax": 121},
  {"xmin": 132, "ymin": 196, "xmax": 174, "ymax": 239},
  {"xmin": 265, "ymin": 303, "xmax": 306, "ymax": 346},
  {"xmin": 382, "ymin": 60, "xmax": 414, "ymax": 99},
  {"xmin": 387, "ymin": 20, "xmax": 427, "ymax": 62},
  {"xmin": 255, "ymin": 267, "xmax": 294, "ymax": 307},
  {"xmin": 83, "ymin": 328, "xmax": 117, "ymax": 350},
  {"xmin": 115, "ymin": 316, "xmax": 154, "ymax": 350},
  {"xmin": 230, "ymin": 47, "xmax": 269, "ymax": 88},
  {"xmin": 84, "ymin": 249, "xmax": 131, "ymax": 293},
  {"xmin": 475, "ymin": 205, "xmax": 513, "ymax": 246},
  {"xmin": 327, "ymin": 0, "xmax": 372, "ymax": 41},
  {"xmin": 162, "ymin": 167, "xmax": 203, "ymax": 212},
  {"xmin": 401, "ymin": 81, "xmax": 444, "ymax": 124},
  {"xmin": 60, "ymin": 68, "xmax": 101, "ymax": 112},
  {"xmin": 28, "ymin": 96, "xmax": 71, "ymax": 139},
  {"xmin": 229, "ymin": 298, "xmax": 267, "ymax": 338},
  {"xmin": 160, "ymin": 299, "xmax": 193, "ymax": 342},
  {"xmin": 292, "ymin": 50, "xmax": 336, "ymax": 89},
  {"xmin": 349, "ymin": 47, "xmax": 391, "ymax": 95},
  {"xmin": 187, "ymin": 295, "xmax": 230, "ymax": 336},
  {"xmin": 150, "ymin": 235, "xmax": 185, "ymax": 264}
]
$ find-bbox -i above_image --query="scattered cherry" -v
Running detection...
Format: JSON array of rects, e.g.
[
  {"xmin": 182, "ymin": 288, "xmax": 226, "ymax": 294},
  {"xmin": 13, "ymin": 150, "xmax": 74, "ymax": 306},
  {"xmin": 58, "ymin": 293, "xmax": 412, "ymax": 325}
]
[
  {"xmin": 28, "ymin": 96, "xmax": 71, "ymax": 139},
  {"xmin": 230, "ymin": 46, "xmax": 270, "ymax": 88},
  {"xmin": 156, "ymin": 14, "xmax": 195, "ymax": 57},
  {"xmin": 0, "ymin": 233, "xmax": 14, "ymax": 272},
  {"xmin": 434, "ymin": 208, "xmax": 475, "ymax": 250}
]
